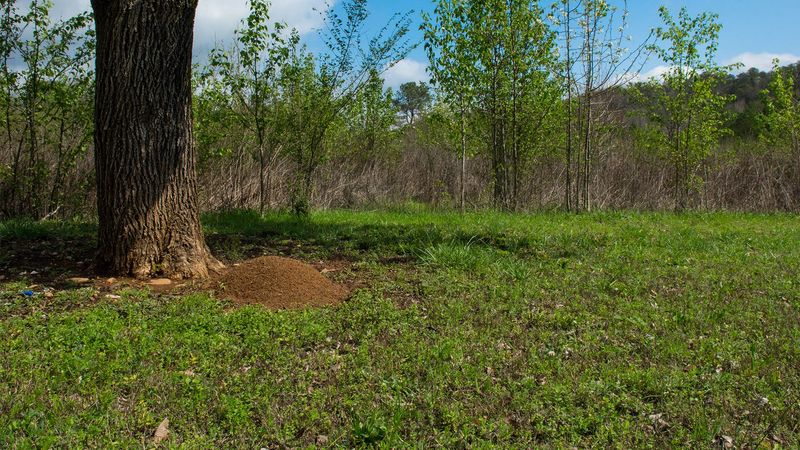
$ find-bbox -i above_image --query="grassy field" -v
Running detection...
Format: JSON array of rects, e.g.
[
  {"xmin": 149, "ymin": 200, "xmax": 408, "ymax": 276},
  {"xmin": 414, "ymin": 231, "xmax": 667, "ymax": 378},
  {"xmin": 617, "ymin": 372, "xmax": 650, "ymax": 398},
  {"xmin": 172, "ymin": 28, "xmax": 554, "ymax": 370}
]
[{"xmin": 1, "ymin": 209, "xmax": 799, "ymax": 448}]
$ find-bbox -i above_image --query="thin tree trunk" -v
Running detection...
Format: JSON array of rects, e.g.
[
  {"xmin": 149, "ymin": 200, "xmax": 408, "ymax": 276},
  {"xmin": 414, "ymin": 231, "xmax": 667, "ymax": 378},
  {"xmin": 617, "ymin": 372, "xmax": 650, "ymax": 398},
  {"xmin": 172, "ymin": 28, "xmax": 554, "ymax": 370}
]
[
  {"xmin": 92, "ymin": 0, "xmax": 222, "ymax": 279},
  {"xmin": 1, "ymin": 2, "xmax": 15, "ymax": 214},
  {"xmin": 511, "ymin": 64, "xmax": 519, "ymax": 210},
  {"xmin": 253, "ymin": 66, "xmax": 266, "ymax": 215},
  {"xmin": 575, "ymin": 85, "xmax": 584, "ymax": 209},
  {"xmin": 583, "ymin": 89, "xmax": 592, "ymax": 212},
  {"xmin": 460, "ymin": 97, "xmax": 466, "ymax": 213},
  {"xmin": 236, "ymin": 147, "xmax": 245, "ymax": 208},
  {"xmin": 685, "ymin": 114, "xmax": 693, "ymax": 209},
  {"xmin": 47, "ymin": 117, "xmax": 66, "ymax": 215},
  {"xmin": 25, "ymin": 14, "xmax": 40, "ymax": 217},
  {"xmin": 501, "ymin": 106, "xmax": 509, "ymax": 210},
  {"xmin": 509, "ymin": 4, "xmax": 518, "ymax": 211},
  {"xmin": 582, "ymin": 4, "xmax": 595, "ymax": 213},
  {"xmin": 674, "ymin": 146, "xmax": 681, "ymax": 211},
  {"xmin": 258, "ymin": 138, "xmax": 265, "ymax": 215},
  {"xmin": 10, "ymin": 123, "xmax": 27, "ymax": 215},
  {"xmin": 564, "ymin": 0, "xmax": 572, "ymax": 212},
  {"xmin": 266, "ymin": 146, "xmax": 273, "ymax": 210}
]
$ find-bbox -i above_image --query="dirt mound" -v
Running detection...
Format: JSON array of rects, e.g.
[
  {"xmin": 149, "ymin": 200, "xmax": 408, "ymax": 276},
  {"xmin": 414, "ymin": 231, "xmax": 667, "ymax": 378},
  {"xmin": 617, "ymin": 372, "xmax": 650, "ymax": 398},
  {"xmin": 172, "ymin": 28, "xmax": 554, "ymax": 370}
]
[{"xmin": 214, "ymin": 256, "xmax": 349, "ymax": 309}]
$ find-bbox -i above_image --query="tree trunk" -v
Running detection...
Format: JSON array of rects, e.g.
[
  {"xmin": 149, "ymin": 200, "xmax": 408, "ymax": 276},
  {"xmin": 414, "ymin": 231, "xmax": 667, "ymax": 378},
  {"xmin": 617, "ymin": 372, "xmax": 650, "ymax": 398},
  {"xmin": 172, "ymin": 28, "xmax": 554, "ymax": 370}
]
[
  {"xmin": 258, "ymin": 139, "xmax": 265, "ymax": 215},
  {"xmin": 459, "ymin": 97, "xmax": 466, "ymax": 213},
  {"xmin": 583, "ymin": 89, "xmax": 592, "ymax": 212},
  {"xmin": 564, "ymin": 0, "xmax": 572, "ymax": 212},
  {"xmin": 92, "ymin": 0, "xmax": 222, "ymax": 279},
  {"xmin": 582, "ymin": 5, "xmax": 594, "ymax": 213},
  {"xmin": 25, "ymin": 14, "xmax": 40, "ymax": 218}
]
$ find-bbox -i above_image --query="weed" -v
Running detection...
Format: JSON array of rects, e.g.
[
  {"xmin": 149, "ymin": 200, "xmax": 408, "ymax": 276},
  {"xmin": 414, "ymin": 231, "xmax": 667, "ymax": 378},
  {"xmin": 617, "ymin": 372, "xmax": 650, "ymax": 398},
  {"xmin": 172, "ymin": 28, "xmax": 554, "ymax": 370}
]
[{"xmin": 1, "ymin": 209, "xmax": 798, "ymax": 447}]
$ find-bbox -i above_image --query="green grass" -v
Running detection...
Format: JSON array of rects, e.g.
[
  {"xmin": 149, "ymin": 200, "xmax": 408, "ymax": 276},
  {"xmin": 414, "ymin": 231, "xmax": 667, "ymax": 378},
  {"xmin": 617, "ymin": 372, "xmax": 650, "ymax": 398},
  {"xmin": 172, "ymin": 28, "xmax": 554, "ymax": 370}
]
[{"xmin": 1, "ymin": 209, "xmax": 799, "ymax": 447}]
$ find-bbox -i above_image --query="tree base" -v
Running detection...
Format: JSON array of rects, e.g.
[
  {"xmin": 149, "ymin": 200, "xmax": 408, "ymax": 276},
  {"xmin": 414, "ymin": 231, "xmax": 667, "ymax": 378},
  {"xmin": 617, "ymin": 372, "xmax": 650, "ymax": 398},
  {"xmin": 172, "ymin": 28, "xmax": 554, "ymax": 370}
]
[{"xmin": 96, "ymin": 231, "xmax": 225, "ymax": 280}]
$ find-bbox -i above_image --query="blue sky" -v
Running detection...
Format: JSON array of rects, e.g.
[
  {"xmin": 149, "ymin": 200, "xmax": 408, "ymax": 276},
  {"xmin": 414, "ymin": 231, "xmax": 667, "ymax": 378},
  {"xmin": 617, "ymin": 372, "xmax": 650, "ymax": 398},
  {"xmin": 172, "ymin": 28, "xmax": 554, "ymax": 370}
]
[
  {"xmin": 366, "ymin": 0, "xmax": 800, "ymax": 86},
  {"xmin": 47, "ymin": 0, "xmax": 800, "ymax": 87}
]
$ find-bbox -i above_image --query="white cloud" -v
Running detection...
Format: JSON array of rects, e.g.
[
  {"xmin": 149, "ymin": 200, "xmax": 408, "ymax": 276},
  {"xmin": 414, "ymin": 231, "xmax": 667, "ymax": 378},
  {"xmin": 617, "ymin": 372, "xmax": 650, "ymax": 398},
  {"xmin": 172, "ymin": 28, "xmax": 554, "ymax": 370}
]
[
  {"xmin": 44, "ymin": 0, "xmax": 90, "ymax": 18},
  {"xmin": 724, "ymin": 52, "xmax": 800, "ymax": 72},
  {"xmin": 269, "ymin": 0, "xmax": 331, "ymax": 35},
  {"xmin": 195, "ymin": 0, "xmax": 332, "ymax": 56},
  {"xmin": 382, "ymin": 58, "xmax": 429, "ymax": 89},
  {"xmin": 195, "ymin": 0, "xmax": 330, "ymax": 42},
  {"xmin": 42, "ymin": 0, "xmax": 332, "ymax": 57},
  {"xmin": 628, "ymin": 65, "xmax": 670, "ymax": 83},
  {"xmin": 627, "ymin": 52, "xmax": 800, "ymax": 84}
]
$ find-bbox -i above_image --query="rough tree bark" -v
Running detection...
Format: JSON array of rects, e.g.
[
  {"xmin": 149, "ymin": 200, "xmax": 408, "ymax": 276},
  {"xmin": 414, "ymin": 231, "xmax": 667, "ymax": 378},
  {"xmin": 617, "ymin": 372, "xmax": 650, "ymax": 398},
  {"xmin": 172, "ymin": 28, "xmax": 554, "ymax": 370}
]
[{"xmin": 92, "ymin": 0, "xmax": 222, "ymax": 278}]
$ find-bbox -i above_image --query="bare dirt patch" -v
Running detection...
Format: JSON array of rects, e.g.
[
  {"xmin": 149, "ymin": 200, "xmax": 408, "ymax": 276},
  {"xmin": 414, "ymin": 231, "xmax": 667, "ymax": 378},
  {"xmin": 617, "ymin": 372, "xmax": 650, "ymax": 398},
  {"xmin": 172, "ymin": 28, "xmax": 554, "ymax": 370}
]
[
  {"xmin": 211, "ymin": 256, "xmax": 350, "ymax": 309},
  {"xmin": 1, "ymin": 237, "xmax": 95, "ymax": 285},
  {"xmin": 2, "ymin": 236, "xmax": 394, "ymax": 312}
]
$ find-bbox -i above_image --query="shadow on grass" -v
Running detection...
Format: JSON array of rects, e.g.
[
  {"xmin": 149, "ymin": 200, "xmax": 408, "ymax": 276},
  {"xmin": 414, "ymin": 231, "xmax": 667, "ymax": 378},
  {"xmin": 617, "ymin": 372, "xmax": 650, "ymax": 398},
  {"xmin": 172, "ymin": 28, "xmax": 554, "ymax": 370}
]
[
  {"xmin": 201, "ymin": 209, "xmax": 547, "ymax": 263},
  {"xmin": 1, "ymin": 208, "xmax": 577, "ymax": 287}
]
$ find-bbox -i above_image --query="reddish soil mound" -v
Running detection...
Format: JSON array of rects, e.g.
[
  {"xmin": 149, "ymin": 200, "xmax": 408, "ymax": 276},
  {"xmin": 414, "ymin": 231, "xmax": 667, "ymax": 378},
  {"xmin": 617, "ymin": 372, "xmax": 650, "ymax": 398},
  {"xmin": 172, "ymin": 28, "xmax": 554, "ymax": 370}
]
[{"xmin": 214, "ymin": 256, "xmax": 349, "ymax": 309}]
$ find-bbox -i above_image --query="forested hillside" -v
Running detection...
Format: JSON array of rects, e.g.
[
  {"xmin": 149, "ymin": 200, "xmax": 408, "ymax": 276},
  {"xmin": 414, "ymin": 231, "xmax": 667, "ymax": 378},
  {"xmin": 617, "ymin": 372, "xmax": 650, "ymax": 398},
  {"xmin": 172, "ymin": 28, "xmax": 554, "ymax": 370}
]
[{"xmin": 0, "ymin": 0, "xmax": 798, "ymax": 218}]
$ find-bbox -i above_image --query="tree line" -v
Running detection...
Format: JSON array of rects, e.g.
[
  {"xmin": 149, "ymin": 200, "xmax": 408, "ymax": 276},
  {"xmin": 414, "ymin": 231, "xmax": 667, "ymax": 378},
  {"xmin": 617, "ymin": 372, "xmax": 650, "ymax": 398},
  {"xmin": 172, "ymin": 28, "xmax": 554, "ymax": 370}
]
[{"xmin": 1, "ymin": 0, "xmax": 799, "ymax": 221}]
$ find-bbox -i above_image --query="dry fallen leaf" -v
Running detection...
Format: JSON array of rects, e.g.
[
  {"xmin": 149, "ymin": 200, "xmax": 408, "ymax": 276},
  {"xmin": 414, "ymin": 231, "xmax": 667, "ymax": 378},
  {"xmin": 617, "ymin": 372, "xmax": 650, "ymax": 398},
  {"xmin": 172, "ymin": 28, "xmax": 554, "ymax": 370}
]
[
  {"xmin": 716, "ymin": 435, "xmax": 734, "ymax": 449},
  {"xmin": 154, "ymin": 418, "xmax": 169, "ymax": 444},
  {"xmin": 648, "ymin": 413, "xmax": 670, "ymax": 431}
]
